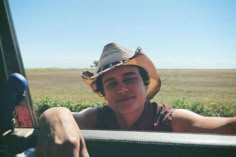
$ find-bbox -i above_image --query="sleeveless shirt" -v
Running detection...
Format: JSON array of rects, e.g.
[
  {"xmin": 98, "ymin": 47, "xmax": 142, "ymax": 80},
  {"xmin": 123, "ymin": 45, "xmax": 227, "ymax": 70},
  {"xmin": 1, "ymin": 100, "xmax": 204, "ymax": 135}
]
[{"xmin": 96, "ymin": 100, "xmax": 174, "ymax": 132}]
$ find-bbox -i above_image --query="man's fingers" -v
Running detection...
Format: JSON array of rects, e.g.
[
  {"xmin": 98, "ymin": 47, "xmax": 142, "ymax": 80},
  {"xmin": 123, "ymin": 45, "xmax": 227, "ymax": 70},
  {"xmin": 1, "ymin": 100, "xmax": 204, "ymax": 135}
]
[{"xmin": 79, "ymin": 137, "xmax": 90, "ymax": 157}]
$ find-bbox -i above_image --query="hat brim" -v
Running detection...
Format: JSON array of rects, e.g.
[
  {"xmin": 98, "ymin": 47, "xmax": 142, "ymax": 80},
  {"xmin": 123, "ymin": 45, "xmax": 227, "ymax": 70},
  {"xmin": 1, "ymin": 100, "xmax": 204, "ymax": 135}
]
[{"xmin": 81, "ymin": 52, "xmax": 161, "ymax": 100}]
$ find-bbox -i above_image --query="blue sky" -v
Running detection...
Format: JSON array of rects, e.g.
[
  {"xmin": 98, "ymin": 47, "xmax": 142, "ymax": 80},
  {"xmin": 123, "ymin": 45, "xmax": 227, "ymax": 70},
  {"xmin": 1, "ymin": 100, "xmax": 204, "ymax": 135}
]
[{"xmin": 9, "ymin": 0, "xmax": 236, "ymax": 69}]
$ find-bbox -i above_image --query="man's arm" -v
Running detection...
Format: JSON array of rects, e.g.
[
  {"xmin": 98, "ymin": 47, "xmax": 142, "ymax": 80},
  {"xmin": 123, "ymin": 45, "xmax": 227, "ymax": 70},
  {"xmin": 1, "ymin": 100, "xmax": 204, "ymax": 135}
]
[
  {"xmin": 171, "ymin": 109, "xmax": 236, "ymax": 134},
  {"xmin": 35, "ymin": 107, "xmax": 90, "ymax": 157}
]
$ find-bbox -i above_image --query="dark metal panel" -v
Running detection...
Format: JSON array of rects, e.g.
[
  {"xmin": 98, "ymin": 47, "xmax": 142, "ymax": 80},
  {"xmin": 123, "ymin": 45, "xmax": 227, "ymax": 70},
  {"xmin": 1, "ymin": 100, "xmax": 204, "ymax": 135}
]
[{"xmin": 82, "ymin": 130, "xmax": 236, "ymax": 157}]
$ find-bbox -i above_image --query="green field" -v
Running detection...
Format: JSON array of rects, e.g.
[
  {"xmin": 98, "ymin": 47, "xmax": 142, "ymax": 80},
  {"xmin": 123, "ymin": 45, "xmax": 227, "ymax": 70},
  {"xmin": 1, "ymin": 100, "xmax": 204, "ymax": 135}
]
[{"xmin": 26, "ymin": 68, "xmax": 236, "ymax": 116}]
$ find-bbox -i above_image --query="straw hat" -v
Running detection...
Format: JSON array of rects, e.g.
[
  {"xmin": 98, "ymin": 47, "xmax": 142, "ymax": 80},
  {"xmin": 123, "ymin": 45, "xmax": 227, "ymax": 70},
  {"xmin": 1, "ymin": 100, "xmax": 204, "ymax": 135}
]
[{"xmin": 81, "ymin": 42, "xmax": 161, "ymax": 99}]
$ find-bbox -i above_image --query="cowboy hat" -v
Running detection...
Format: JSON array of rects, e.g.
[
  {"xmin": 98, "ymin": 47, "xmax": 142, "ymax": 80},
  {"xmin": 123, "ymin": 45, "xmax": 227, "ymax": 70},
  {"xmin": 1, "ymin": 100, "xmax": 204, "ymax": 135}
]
[{"xmin": 81, "ymin": 42, "xmax": 161, "ymax": 99}]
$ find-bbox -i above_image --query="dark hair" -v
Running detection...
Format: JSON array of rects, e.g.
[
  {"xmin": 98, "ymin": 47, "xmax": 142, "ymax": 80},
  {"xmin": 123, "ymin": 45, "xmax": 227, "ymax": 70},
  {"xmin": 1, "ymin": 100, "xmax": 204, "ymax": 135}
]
[{"xmin": 95, "ymin": 66, "xmax": 150, "ymax": 96}]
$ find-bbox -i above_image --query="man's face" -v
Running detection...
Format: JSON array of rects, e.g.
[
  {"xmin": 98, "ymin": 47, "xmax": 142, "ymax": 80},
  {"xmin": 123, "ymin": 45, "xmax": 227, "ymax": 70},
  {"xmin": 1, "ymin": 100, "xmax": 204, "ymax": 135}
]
[{"xmin": 102, "ymin": 65, "xmax": 147, "ymax": 114}]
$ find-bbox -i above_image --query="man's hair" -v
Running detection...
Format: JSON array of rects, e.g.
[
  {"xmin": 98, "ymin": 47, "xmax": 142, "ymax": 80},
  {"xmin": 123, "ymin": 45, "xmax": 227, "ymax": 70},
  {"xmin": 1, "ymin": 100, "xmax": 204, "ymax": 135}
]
[{"xmin": 95, "ymin": 66, "xmax": 150, "ymax": 96}]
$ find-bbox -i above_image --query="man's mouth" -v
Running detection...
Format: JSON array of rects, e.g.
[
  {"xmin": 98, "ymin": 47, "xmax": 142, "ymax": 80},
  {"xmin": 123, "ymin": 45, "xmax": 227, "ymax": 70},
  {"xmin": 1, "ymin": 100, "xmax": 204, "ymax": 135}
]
[{"xmin": 116, "ymin": 96, "xmax": 135, "ymax": 103}]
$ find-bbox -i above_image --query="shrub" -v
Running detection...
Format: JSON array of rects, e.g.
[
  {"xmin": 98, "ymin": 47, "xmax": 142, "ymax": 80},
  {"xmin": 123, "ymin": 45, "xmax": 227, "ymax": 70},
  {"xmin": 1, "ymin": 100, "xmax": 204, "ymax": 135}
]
[
  {"xmin": 171, "ymin": 98, "xmax": 235, "ymax": 117},
  {"xmin": 33, "ymin": 97, "xmax": 104, "ymax": 116},
  {"xmin": 33, "ymin": 97, "xmax": 236, "ymax": 117}
]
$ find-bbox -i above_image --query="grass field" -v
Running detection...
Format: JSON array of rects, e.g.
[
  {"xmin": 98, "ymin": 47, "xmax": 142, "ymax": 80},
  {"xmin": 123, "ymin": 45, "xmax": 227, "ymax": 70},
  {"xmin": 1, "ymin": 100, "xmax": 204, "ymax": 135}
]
[{"xmin": 25, "ymin": 68, "xmax": 236, "ymax": 115}]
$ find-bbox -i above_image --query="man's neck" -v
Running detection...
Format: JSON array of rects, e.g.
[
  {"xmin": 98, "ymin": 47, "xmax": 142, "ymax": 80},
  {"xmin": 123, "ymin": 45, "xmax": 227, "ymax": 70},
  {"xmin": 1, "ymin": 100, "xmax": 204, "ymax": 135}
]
[{"xmin": 114, "ymin": 105, "xmax": 145, "ymax": 129}]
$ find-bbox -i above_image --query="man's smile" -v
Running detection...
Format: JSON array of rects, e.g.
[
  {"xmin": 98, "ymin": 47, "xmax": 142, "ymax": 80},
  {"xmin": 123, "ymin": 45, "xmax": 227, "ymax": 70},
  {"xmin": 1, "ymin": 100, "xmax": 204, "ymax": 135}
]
[{"xmin": 116, "ymin": 96, "xmax": 135, "ymax": 103}]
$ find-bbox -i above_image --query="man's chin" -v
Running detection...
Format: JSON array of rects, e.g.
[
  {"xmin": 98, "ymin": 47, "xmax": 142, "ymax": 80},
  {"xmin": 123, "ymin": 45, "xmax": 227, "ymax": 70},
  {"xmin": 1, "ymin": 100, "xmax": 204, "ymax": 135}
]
[{"xmin": 114, "ymin": 102, "xmax": 138, "ymax": 113}]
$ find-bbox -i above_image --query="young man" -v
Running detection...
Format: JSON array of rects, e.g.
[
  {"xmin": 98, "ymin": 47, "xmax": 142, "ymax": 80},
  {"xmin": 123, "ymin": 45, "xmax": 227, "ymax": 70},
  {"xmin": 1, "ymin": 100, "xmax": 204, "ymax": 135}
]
[{"xmin": 36, "ymin": 43, "xmax": 236, "ymax": 157}]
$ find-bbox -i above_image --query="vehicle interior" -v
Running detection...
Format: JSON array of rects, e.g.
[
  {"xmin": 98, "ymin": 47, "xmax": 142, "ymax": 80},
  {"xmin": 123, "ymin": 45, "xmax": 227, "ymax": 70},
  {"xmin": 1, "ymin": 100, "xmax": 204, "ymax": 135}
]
[{"xmin": 0, "ymin": 0, "xmax": 236, "ymax": 156}]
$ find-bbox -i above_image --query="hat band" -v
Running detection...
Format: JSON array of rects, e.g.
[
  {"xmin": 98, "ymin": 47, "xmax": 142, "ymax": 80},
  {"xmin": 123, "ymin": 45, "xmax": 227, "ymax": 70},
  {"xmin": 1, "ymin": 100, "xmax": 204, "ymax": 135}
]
[{"xmin": 92, "ymin": 59, "xmax": 131, "ymax": 79}]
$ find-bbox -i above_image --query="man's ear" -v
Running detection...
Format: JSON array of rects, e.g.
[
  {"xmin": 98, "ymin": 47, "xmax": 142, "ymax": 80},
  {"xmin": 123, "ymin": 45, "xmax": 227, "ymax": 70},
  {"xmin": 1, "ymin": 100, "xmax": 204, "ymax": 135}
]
[
  {"xmin": 103, "ymin": 93, "xmax": 107, "ymax": 100},
  {"xmin": 103, "ymin": 95, "xmax": 108, "ymax": 104}
]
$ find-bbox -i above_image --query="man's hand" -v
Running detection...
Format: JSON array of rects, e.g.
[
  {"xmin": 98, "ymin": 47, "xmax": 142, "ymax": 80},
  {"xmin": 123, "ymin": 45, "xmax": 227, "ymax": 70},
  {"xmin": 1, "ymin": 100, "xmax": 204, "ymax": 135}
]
[
  {"xmin": 35, "ymin": 107, "xmax": 89, "ymax": 157},
  {"xmin": 154, "ymin": 104, "xmax": 174, "ymax": 126}
]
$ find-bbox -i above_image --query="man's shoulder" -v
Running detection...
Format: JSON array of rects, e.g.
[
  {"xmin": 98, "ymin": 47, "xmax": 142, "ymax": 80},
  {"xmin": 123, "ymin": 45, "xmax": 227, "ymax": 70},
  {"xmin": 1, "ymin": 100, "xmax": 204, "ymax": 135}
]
[
  {"xmin": 73, "ymin": 107, "xmax": 98, "ymax": 129},
  {"xmin": 80, "ymin": 107, "xmax": 98, "ymax": 115}
]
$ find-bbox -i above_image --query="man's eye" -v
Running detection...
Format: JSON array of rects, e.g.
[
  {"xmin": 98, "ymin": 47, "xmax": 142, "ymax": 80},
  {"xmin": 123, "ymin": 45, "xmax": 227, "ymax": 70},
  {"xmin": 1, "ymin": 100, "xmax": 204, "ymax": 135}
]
[
  {"xmin": 107, "ymin": 82, "xmax": 118, "ymax": 88},
  {"xmin": 124, "ymin": 78, "xmax": 138, "ymax": 84}
]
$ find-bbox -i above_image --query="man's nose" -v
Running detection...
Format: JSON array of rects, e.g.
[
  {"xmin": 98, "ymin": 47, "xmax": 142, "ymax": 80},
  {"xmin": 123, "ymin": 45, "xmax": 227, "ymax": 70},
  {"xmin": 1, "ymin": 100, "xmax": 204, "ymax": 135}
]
[{"xmin": 116, "ymin": 83, "xmax": 128, "ymax": 95}]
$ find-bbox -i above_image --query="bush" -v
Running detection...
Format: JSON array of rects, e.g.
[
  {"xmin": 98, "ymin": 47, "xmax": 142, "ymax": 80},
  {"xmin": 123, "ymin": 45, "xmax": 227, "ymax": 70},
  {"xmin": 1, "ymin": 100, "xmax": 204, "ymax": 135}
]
[
  {"xmin": 171, "ymin": 98, "xmax": 235, "ymax": 117},
  {"xmin": 208, "ymin": 103, "xmax": 235, "ymax": 117},
  {"xmin": 33, "ymin": 97, "xmax": 236, "ymax": 117},
  {"xmin": 33, "ymin": 97, "xmax": 104, "ymax": 116}
]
